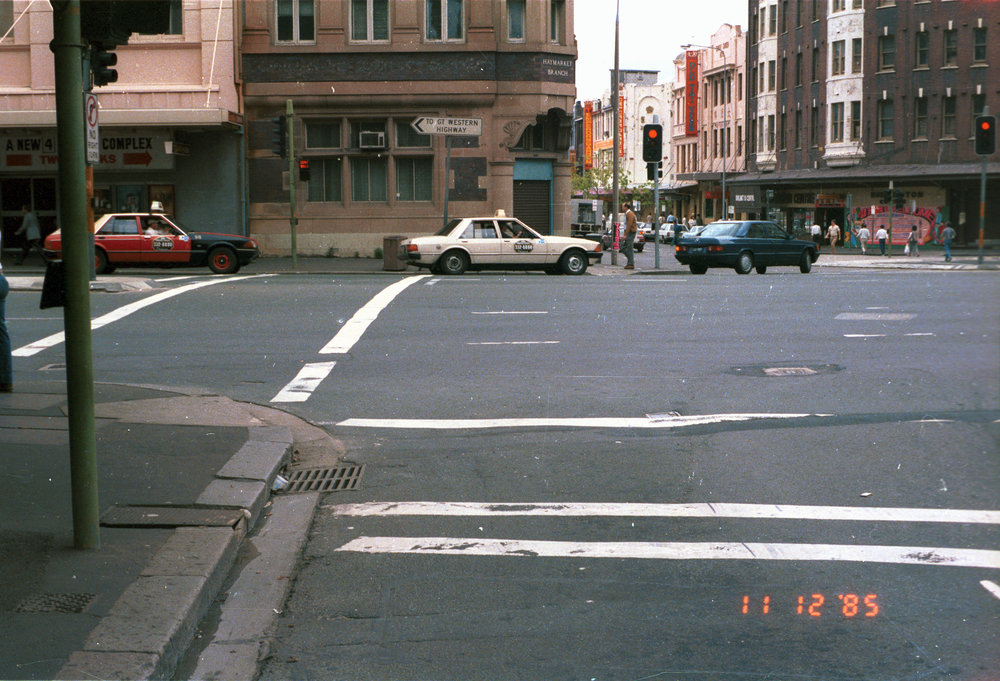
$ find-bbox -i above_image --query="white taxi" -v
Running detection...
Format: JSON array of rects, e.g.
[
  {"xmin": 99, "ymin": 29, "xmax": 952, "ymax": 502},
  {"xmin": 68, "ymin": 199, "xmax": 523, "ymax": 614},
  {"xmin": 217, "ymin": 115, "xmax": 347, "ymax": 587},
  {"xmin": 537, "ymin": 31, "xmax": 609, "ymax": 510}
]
[{"xmin": 400, "ymin": 212, "xmax": 603, "ymax": 275}]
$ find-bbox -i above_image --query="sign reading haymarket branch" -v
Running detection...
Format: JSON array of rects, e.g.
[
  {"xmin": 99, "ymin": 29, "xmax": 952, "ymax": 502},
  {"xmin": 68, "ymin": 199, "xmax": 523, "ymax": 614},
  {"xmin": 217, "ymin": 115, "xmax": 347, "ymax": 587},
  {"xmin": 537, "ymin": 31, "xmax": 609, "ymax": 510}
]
[{"xmin": 411, "ymin": 116, "xmax": 483, "ymax": 136}]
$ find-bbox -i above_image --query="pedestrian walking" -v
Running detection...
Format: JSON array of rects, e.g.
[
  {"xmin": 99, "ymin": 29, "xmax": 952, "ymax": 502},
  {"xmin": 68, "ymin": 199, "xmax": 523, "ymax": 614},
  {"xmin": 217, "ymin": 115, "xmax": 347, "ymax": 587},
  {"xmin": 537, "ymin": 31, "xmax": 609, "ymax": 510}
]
[
  {"xmin": 0, "ymin": 230, "xmax": 12, "ymax": 392},
  {"xmin": 857, "ymin": 225, "xmax": 871, "ymax": 254},
  {"xmin": 810, "ymin": 222, "xmax": 823, "ymax": 252},
  {"xmin": 15, "ymin": 205, "xmax": 41, "ymax": 265},
  {"xmin": 826, "ymin": 220, "xmax": 841, "ymax": 255},
  {"xmin": 622, "ymin": 202, "xmax": 637, "ymax": 270},
  {"xmin": 875, "ymin": 226, "xmax": 889, "ymax": 256},
  {"xmin": 940, "ymin": 222, "xmax": 957, "ymax": 262},
  {"xmin": 907, "ymin": 226, "xmax": 919, "ymax": 257}
]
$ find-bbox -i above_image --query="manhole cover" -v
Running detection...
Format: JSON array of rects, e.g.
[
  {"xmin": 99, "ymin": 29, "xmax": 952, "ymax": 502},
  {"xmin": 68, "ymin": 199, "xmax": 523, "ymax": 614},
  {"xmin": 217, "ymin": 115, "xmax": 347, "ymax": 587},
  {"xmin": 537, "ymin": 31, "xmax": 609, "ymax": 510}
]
[
  {"xmin": 16, "ymin": 592, "xmax": 96, "ymax": 614},
  {"xmin": 281, "ymin": 465, "xmax": 364, "ymax": 493},
  {"xmin": 763, "ymin": 367, "xmax": 818, "ymax": 377}
]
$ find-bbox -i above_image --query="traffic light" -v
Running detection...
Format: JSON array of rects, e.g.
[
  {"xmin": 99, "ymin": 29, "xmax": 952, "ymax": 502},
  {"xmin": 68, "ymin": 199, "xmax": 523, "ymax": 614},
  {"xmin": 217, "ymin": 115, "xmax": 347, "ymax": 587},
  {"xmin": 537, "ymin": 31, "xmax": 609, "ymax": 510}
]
[
  {"xmin": 882, "ymin": 189, "xmax": 892, "ymax": 204},
  {"xmin": 642, "ymin": 124, "xmax": 663, "ymax": 163},
  {"xmin": 271, "ymin": 115, "xmax": 287, "ymax": 158},
  {"xmin": 975, "ymin": 115, "xmax": 996, "ymax": 155},
  {"xmin": 893, "ymin": 188, "xmax": 905, "ymax": 209},
  {"xmin": 646, "ymin": 161, "xmax": 662, "ymax": 181},
  {"xmin": 298, "ymin": 159, "xmax": 310, "ymax": 182},
  {"xmin": 90, "ymin": 42, "xmax": 118, "ymax": 87}
]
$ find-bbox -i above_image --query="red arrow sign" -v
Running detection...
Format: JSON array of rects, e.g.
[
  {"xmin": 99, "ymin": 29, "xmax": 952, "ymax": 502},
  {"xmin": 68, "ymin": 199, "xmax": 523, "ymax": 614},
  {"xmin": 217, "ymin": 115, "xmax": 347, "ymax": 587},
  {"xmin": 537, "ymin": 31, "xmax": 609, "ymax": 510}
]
[{"xmin": 123, "ymin": 151, "xmax": 153, "ymax": 166}]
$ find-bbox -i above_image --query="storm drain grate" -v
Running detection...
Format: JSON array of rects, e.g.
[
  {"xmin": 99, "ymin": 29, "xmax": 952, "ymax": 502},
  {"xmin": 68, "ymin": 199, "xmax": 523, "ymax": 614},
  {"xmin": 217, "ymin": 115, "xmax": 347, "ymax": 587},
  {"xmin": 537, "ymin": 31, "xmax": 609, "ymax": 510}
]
[
  {"xmin": 281, "ymin": 465, "xmax": 364, "ymax": 493},
  {"xmin": 15, "ymin": 592, "xmax": 96, "ymax": 614},
  {"xmin": 763, "ymin": 367, "xmax": 818, "ymax": 377}
]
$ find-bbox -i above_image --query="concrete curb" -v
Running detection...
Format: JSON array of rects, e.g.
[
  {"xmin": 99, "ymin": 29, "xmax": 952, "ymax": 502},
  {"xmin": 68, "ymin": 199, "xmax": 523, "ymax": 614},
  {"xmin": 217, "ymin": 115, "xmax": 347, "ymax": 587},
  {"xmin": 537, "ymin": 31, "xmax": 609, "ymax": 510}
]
[{"xmin": 55, "ymin": 426, "xmax": 294, "ymax": 681}]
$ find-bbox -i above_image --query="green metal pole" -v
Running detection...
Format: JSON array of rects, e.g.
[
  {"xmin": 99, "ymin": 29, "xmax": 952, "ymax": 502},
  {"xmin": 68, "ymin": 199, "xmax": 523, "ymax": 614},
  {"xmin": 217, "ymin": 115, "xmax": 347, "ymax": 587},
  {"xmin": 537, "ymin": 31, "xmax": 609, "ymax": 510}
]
[
  {"xmin": 51, "ymin": 0, "xmax": 99, "ymax": 549},
  {"xmin": 287, "ymin": 99, "xmax": 297, "ymax": 270}
]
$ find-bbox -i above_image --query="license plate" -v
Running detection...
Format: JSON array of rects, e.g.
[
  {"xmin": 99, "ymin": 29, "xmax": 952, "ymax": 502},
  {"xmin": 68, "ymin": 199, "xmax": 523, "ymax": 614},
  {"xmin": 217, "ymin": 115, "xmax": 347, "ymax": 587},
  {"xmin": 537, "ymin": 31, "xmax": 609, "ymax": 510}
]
[{"xmin": 690, "ymin": 247, "xmax": 705, "ymax": 254}]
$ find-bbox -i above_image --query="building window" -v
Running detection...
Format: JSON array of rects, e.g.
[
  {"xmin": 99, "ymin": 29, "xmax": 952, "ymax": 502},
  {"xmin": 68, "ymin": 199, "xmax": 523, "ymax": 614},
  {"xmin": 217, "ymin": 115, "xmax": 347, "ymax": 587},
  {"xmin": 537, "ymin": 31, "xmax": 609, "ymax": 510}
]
[
  {"xmin": 136, "ymin": 0, "xmax": 182, "ymax": 35},
  {"xmin": 306, "ymin": 121, "xmax": 342, "ymax": 149},
  {"xmin": 307, "ymin": 158, "xmax": 343, "ymax": 202},
  {"xmin": 277, "ymin": 0, "xmax": 314, "ymax": 43},
  {"xmin": 832, "ymin": 40, "xmax": 845, "ymax": 76},
  {"xmin": 810, "ymin": 106, "xmax": 819, "ymax": 146},
  {"xmin": 396, "ymin": 158, "xmax": 433, "ymax": 201},
  {"xmin": 915, "ymin": 31, "xmax": 929, "ymax": 68},
  {"xmin": 426, "ymin": 0, "xmax": 463, "ymax": 41},
  {"xmin": 780, "ymin": 56, "xmax": 787, "ymax": 89},
  {"xmin": 943, "ymin": 29, "xmax": 957, "ymax": 66},
  {"xmin": 878, "ymin": 34, "xmax": 894, "ymax": 71},
  {"xmin": 781, "ymin": 0, "xmax": 788, "ymax": 32},
  {"xmin": 794, "ymin": 109, "xmax": 802, "ymax": 148},
  {"xmin": 768, "ymin": 3, "xmax": 777, "ymax": 35},
  {"xmin": 550, "ymin": 0, "xmax": 565, "ymax": 43},
  {"xmin": 351, "ymin": 157, "xmax": 388, "ymax": 201},
  {"xmin": 832, "ymin": 0, "xmax": 845, "ymax": 11},
  {"xmin": 778, "ymin": 113, "xmax": 785, "ymax": 150},
  {"xmin": 351, "ymin": 0, "xmax": 389, "ymax": 42},
  {"xmin": 0, "ymin": 1, "xmax": 14, "ymax": 37},
  {"xmin": 768, "ymin": 60, "xmax": 776, "ymax": 90},
  {"xmin": 830, "ymin": 102, "xmax": 844, "ymax": 142},
  {"xmin": 852, "ymin": 37, "xmax": 862, "ymax": 73},
  {"xmin": 795, "ymin": 52, "xmax": 803, "ymax": 86},
  {"xmin": 877, "ymin": 99, "xmax": 893, "ymax": 140},
  {"xmin": 941, "ymin": 96, "xmax": 956, "ymax": 138},
  {"xmin": 973, "ymin": 27, "xmax": 987, "ymax": 63},
  {"xmin": 395, "ymin": 121, "xmax": 431, "ymax": 148},
  {"xmin": 811, "ymin": 45, "xmax": 820, "ymax": 81},
  {"xmin": 850, "ymin": 100, "xmax": 861, "ymax": 140},
  {"xmin": 507, "ymin": 0, "xmax": 524, "ymax": 41},
  {"xmin": 796, "ymin": 0, "xmax": 802, "ymax": 27},
  {"xmin": 768, "ymin": 114, "xmax": 775, "ymax": 150},
  {"xmin": 914, "ymin": 98, "xmax": 928, "ymax": 139}
]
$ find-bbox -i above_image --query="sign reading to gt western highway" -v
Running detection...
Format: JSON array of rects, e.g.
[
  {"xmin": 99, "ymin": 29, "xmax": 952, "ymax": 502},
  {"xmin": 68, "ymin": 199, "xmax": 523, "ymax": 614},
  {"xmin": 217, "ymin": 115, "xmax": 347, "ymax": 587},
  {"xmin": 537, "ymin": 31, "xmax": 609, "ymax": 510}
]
[{"xmin": 411, "ymin": 117, "xmax": 483, "ymax": 136}]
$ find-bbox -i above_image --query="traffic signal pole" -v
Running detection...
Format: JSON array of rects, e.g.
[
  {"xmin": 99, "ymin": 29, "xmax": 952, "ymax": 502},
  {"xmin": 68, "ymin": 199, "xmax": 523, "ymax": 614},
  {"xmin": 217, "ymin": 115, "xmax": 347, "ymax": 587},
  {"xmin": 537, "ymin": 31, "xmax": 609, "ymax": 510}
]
[
  {"xmin": 287, "ymin": 99, "xmax": 297, "ymax": 270},
  {"xmin": 51, "ymin": 0, "xmax": 100, "ymax": 550}
]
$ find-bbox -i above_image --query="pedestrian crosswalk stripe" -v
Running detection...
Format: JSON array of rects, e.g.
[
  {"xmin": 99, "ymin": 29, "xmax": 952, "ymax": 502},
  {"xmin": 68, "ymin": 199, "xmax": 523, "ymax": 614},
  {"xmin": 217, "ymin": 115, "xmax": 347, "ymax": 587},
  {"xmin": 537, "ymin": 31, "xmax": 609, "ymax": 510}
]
[
  {"xmin": 336, "ymin": 537, "xmax": 1000, "ymax": 570},
  {"xmin": 335, "ymin": 412, "xmax": 829, "ymax": 430},
  {"xmin": 325, "ymin": 501, "xmax": 1000, "ymax": 525}
]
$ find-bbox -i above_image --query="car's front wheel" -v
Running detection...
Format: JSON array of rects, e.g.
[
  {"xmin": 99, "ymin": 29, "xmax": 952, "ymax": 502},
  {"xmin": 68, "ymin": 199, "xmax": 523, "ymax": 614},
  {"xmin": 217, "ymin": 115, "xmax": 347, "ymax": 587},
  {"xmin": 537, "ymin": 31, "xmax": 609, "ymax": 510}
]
[
  {"xmin": 735, "ymin": 251, "xmax": 754, "ymax": 275},
  {"xmin": 95, "ymin": 248, "xmax": 110, "ymax": 274},
  {"xmin": 799, "ymin": 250, "xmax": 813, "ymax": 273},
  {"xmin": 559, "ymin": 249, "xmax": 588, "ymax": 275},
  {"xmin": 208, "ymin": 246, "xmax": 239, "ymax": 274},
  {"xmin": 438, "ymin": 250, "xmax": 469, "ymax": 275}
]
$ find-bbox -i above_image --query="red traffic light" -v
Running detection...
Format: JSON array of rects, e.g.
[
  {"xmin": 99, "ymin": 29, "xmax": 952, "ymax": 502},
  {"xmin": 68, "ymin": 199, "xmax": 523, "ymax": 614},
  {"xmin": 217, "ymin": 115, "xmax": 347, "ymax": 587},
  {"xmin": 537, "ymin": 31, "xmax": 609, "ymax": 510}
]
[
  {"xmin": 647, "ymin": 128, "xmax": 659, "ymax": 139},
  {"xmin": 298, "ymin": 159, "xmax": 310, "ymax": 169},
  {"xmin": 981, "ymin": 120, "xmax": 993, "ymax": 131}
]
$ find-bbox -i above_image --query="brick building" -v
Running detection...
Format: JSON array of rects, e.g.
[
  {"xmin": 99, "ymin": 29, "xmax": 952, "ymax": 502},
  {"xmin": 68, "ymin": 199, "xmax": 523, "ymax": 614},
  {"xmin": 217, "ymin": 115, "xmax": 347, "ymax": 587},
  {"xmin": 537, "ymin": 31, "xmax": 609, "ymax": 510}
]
[
  {"xmin": 735, "ymin": 0, "xmax": 1000, "ymax": 245},
  {"xmin": 241, "ymin": 0, "xmax": 576, "ymax": 256}
]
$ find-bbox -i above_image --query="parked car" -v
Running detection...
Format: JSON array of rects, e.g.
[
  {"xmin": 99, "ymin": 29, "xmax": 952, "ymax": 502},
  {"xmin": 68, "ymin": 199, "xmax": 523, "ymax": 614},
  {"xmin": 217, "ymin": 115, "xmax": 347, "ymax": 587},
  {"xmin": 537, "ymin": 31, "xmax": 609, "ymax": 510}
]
[
  {"xmin": 43, "ymin": 208, "xmax": 259, "ymax": 274},
  {"xmin": 673, "ymin": 220, "xmax": 819, "ymax": 274},
  {"xmin": 400, "ymin": 212, "xmax": 603, "ymax": 275},
  {"xmin": 656, "ymin": 221, "xmax": 685, "ymax": 243},
  {"xmin": 582, "ymin": 224, "xmax": 644, "ymax": 253}
]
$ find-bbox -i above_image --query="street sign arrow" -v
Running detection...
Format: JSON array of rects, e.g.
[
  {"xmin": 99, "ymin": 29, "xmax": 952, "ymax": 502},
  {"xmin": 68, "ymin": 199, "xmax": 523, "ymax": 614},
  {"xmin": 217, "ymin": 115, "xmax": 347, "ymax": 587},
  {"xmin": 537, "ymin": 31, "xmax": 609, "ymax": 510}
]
[{"xmin": 411, "ymin": 116, "xmax": 483, "ymax": 136}]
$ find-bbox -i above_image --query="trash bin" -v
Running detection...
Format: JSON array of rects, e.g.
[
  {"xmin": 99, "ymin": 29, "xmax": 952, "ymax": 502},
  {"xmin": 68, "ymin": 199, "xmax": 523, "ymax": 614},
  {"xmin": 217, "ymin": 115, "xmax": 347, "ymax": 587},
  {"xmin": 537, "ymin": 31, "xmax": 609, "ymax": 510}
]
[{"xmin": 382, "ymin": 235, "xmax": 407, "ymax": 271}]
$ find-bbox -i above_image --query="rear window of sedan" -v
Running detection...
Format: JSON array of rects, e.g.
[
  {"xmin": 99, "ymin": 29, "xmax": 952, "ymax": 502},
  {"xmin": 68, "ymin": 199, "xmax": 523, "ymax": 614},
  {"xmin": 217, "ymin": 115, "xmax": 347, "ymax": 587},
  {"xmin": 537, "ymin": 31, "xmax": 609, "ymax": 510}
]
[{"xmin": 698, "ymin": 222, "xmax": 744, "ymax": 238}]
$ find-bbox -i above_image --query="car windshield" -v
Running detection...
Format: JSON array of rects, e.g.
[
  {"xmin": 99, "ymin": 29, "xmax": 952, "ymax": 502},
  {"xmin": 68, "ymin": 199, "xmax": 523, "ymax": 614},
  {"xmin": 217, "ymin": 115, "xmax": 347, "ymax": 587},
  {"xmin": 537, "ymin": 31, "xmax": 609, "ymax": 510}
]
[
  {"xmin": 697, "ymin": 222, "xmax": 743, "ymax": 238},
  {"xmin": 436, "ymin": 219, "xmax": 463, "ymax": 237}
]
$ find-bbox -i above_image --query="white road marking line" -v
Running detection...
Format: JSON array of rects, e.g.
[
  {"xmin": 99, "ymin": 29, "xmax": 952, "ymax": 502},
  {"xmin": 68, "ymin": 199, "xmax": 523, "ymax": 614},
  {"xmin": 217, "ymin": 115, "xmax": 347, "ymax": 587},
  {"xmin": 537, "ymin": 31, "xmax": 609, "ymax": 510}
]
[
  {"xmin": 471, "ymin": 311, "xmax": 549, "ymax": 315},
  {"xmin": 335, "ymin": 412, "xmax": 828, "ymax": 430},
  {"xmin": 836, "ymin": 312, "xmax": 915, "ymax": 320},
  {"xmin": 904, "ymin": 332, "xmax": 936, "ymax": 336},
  {"xmin": 271, "ymin": 361, "xmax": 337, "ymax": 402},
  {"xmin": 981, "ymin": 580, "xmax": 1000, "ymax": 600},
  {"xmin": 466, "ymin": 341, "xmax": 560, "ymax": 346},
  {"xmin": 319, "ymin": 275, "xmax": 429, "ymax": 354},
  {"xmin": 12, "ymin": 275, "xmax": 268, "ymax": 357},
  {"xmin": 336, "ymin": 537, "xmax": 1000, "ymax": 569},
  {"xmin": 325, "ymin": 501, "xmax": 1000, "ymax": 525},
  {"xmin": 844, "ymin": 334, "xmax": 887, "ymax": 338}
]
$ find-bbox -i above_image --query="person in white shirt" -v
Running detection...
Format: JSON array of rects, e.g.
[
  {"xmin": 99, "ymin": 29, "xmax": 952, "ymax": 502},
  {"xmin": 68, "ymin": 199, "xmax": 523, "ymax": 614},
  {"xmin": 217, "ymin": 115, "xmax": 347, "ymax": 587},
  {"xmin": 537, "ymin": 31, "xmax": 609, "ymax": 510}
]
[
  {"xmin": 874, "ymin": 226, "xmax": 889, "ymax": 256},
  {"xmin": 810, "ymin": 222, "xmax": 823, "ymax": 252},
  {"xmin": 856, "ymin": 225, "xmax": 871, "ymax": 254}
]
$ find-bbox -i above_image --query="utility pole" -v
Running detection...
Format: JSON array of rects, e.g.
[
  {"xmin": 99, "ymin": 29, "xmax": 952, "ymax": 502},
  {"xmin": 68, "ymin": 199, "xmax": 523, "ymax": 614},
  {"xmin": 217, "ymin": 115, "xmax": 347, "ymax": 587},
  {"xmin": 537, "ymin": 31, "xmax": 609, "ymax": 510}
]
[
  {"xmin": 51, "ymin": 0, "xmax": 100, "ymax": 549},
  {"xmin": 611, "ymin": 0, "xmax": 620, "ymax": 266},
  {"xmin": 287, "ymin": 99, "xmax": 297, "ymax": 269}
]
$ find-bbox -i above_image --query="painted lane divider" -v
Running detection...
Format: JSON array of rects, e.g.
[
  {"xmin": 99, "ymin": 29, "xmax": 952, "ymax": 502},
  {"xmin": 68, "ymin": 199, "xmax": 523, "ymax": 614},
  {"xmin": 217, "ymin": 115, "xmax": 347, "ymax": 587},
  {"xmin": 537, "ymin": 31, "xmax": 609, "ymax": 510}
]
[
  {"xmin": 319, "ymin": 275, "xmax": 429, "ymax": 354},
  {"xmin": 13, "ymin": 275, "xmax": 269, "ymax": 357},
  {"xmin": 335, "ymin": 412, "xmax": 830, "ymax": 430},
  {"xmin": 271, "ymin": 361, "xmax": 337, "ymax": 403}
]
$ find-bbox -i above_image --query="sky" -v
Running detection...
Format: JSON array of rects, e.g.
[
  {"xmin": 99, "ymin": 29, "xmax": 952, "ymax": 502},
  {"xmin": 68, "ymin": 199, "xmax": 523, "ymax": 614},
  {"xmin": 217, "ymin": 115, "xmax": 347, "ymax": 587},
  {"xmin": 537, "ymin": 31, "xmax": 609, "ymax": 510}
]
[{"xmin": 574, "ymin": 0, "xmax": 749, "ymax": 101}]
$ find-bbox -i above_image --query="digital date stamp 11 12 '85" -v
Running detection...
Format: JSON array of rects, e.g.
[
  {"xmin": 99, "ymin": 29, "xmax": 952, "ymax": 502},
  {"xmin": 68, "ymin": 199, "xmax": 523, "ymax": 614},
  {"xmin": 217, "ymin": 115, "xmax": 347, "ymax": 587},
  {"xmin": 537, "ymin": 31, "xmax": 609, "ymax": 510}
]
[{"xmin": 742, "ymin": 593, "xmax": 880, "ymax": 618}]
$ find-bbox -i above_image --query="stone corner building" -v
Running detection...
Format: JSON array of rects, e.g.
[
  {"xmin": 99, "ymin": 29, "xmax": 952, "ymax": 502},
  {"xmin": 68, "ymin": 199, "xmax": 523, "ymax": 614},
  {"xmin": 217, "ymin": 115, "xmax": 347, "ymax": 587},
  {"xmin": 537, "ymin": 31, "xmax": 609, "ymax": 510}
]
[{"xmin": 242, "ymin": 0, "xmax": 576, "ymax": 256}]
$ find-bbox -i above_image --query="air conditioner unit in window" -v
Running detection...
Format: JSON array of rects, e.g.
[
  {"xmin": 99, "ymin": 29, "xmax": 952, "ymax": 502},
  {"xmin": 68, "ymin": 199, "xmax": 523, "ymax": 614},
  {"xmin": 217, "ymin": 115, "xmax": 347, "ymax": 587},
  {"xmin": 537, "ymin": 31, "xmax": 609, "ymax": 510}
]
[{"xmin": 359, "ymin": 131, "xmax": 386, "ymax": 149}]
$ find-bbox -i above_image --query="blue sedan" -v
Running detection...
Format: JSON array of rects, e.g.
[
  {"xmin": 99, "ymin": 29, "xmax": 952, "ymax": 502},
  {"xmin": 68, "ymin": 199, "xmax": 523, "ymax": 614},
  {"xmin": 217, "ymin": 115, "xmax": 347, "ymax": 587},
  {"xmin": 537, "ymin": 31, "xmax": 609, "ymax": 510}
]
[{"xmin": 674, "ymin": 220, "xmax": 819, "ymax": 275}]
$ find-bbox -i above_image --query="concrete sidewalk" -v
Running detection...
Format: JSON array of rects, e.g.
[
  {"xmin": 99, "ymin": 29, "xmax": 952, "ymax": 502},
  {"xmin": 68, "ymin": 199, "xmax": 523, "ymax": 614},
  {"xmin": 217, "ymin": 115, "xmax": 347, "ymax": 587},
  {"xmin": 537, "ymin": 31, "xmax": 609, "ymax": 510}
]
[{"xmin": 0, "ymin": 380, "xmax": 340, "ymax": 681}]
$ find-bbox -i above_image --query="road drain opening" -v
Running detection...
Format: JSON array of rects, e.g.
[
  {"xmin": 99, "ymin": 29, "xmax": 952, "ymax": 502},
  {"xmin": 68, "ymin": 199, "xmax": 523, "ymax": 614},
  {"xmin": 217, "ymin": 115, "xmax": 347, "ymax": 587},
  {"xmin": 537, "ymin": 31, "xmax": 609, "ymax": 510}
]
[
  {"xmin": 280, "ymin": 465, "xmax": 364, "ymax": 493},
  {"xmin": 16, "ymin": 592, "xmax": 96, "ymax": 614}
]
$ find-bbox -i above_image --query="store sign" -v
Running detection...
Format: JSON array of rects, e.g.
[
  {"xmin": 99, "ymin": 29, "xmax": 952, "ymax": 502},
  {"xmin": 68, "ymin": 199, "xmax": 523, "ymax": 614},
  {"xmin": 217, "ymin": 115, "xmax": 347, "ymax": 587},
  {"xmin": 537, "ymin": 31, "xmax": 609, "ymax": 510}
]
[
  {"xmin": 2, "ymin": 130, "xmax": 174, "ymax": 171},
  {"xmin": 685, "ymin": 51, "xmax": 699, "ymax": 137},
  {"xmin": 583, "ymin": 101, "xmax": 594, "ymax": 170},
  {"xmin": 618, "ymin": 90, "xmax": 625, "ymax": 157}
]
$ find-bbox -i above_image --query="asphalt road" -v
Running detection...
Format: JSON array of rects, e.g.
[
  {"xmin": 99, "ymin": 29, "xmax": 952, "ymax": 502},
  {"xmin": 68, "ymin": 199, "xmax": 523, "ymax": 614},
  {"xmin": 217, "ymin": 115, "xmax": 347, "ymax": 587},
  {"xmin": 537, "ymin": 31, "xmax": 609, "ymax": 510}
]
[{"xmin": 6, "ymin": 266, "xmax": 999, "ymax": 680}]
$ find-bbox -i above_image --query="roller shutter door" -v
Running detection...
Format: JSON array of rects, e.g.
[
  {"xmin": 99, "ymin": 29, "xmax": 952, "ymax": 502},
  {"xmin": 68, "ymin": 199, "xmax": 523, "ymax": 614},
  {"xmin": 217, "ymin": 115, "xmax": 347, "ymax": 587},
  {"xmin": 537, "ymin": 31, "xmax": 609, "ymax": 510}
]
[{"xmin": 513, "ymin": 180, "xmax": 551, "ymax": 235}]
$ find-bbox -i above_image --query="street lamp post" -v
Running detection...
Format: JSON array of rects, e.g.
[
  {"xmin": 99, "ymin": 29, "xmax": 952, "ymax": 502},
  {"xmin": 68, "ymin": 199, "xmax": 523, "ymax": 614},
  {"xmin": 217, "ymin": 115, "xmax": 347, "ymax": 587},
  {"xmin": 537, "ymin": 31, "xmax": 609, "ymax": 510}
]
[{"xmin": 683, "ymin": 43, "xmax": 731, "ymax": 220}]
